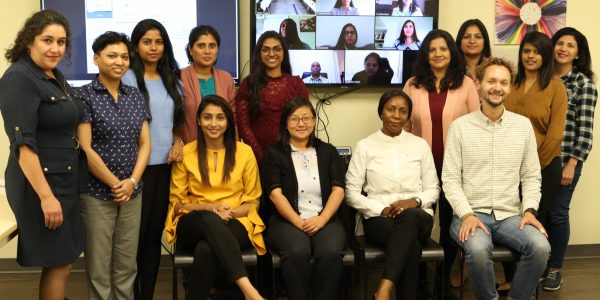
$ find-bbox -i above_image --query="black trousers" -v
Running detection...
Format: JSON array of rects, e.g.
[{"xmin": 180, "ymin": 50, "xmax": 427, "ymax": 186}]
[
  {"xmin": 538, "ymin": 157, "xmax": 563, "ymax": 227},
  {"xmin": 177, "ymin": 211, "xmax": 252, "ymax": 300},
  {"xmin": 364, "ymin": 208, "xmax": 433, "ymax": 300},
  {"xmin": 267, "ymin": 215, "xmax": 346, "ymax": 300},
  {"xmin": 134, "ymin": 164, "xmax": 171, "ymax": 300},
  {"xmin": 437, "ymin": 188, "xmax": 458, "ymax": 281}
]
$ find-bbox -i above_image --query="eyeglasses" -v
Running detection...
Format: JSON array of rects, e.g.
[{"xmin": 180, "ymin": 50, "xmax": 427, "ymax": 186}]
[
  {"xmin": 288, "ymin": 116, "xmax": 314, "ymax": 125},
  {"xmin": 261, "ymin": 46, "xmax": 283, "ymax": 54},
  {"xmin": 344, "ymin": 30, "xmax": 357, "ymax": 36}
]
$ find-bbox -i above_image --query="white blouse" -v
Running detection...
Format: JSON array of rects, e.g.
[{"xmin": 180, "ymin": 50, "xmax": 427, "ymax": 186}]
[{"xmin": 291, "ymin": 146, "xmax": 322, "ymax": 218}]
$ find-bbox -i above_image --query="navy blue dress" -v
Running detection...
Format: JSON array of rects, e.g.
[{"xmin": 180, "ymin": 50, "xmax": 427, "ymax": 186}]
[{"xmin": 0, "ymin": 55, "xmax": 86, "ymax": 267}]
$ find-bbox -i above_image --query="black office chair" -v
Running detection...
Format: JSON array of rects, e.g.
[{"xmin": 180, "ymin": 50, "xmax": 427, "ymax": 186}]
[
  {"xmin": 171, "ymin": 246, "xmax": 259, "ymax": 300},
  {"xmin": 301, "ymin": 72, "xmax": 328, "ymax": 79}
]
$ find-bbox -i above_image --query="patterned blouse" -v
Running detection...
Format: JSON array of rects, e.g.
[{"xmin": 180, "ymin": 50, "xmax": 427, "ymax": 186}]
[{"xmin": 77, "ymin": 78, "xmax": 150, "ymax": 201}]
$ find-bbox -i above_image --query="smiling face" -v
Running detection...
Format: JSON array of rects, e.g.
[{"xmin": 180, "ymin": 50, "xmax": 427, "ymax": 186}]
[
  {"xmin": 286, "ymin": 105, "xmax": 315, "ymax": 144},
  {"xmin": 260, "ymin": 37, "xmax": 284, "ymax": 71},
  {"xmin": 136, "ymin": 29, "xmax": 164, "ymax": 66},
  {"xmin": 343, "ymin": 25, "xmax": 357, "ymax": 46},
  {"xmin": 94, "ymin": 42, "xmax": 130, "ymax": 83},
  {"xmin": 190, "ymin": 34, "xmax": 219, "ymax": 69},
  {"xmin": 28, "ymin": 24, "xmax": 67, "ymax": 76},
  {"xmin": 428, "ymin": 37, "xmax": 451, "ymax": 72},
  {"xmin": 460, "ymin": 24, "xmax": 484, "ymax": 57},
  {"xmin": 554, "ymin": 34, "xmax": 578, "ymax": 67},
  {"xmin": 198, "ymin": 103, "xmax": 228, "ymax": 142},
  {"xmin": 380, "ymin": 96, "xmax": 409, "ymax": 137},
  {"xmin": 521, "ymin": 43, "xmax": 543, "ymax": 72},
  {"xmin": 477, "ymin": 64, "xmax": 511, "ymax": 108},
  {"xmin": 403, "ymin": 21, "xmax": 415, "ymax": 38}
]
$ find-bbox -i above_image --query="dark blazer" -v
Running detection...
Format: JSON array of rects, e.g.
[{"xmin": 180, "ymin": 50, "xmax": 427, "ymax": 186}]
[{"xmin": 261, "ymin": 139, "xmax": 346, "ymax": 216}]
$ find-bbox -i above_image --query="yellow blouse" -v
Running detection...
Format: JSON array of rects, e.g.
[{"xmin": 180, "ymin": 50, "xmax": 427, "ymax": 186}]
[{"xmin": 165, "ymin": 141, "xmax": 266, "ymax": 255}]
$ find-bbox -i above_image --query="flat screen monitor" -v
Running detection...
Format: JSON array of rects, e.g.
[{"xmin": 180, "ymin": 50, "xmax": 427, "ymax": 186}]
[
  {"xmin": 252, "ymin": 0, "xmax": 439, "ymax": 86},
  {"xmin": 41, "ymin": 0, "xmax": 239, "ymax": 86}
]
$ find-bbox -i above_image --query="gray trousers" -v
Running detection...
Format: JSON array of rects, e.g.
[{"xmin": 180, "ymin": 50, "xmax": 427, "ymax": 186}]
[{"xmin": 80, "ymin": 193, "xmax": 142, "ymax": 300}]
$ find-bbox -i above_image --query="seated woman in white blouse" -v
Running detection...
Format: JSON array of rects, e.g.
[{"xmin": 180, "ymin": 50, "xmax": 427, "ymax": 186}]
[{"xmin": 345, "ymin": 89, "xmax": 439, "ymax": 300}]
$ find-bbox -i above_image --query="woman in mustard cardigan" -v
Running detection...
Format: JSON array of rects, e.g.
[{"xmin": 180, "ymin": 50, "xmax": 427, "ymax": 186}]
[
  {"xmin": 402, "ymin": 29, "xmax": 479, "ymax": 291},
  {"xmin": 165, "ymin": 95, "xmax": 265, "ymax": 300}
]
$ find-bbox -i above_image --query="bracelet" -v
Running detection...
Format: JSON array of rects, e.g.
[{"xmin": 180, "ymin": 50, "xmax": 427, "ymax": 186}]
[{"xmin": 129, "ymin": 177, "xmax": 139, "ymax": 190}]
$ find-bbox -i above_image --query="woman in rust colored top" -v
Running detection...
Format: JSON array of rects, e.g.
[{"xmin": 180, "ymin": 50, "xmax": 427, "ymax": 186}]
[
  {"xmin": 235, "ymin": 31, "xmax": 308, "ymax": 162},
  {"xmin": 505, "ymin": 31, "xmax": 567, "ymax": 226}
]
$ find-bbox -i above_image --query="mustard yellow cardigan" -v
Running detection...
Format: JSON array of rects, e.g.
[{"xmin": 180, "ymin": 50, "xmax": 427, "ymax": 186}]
[{"xmin": 165, "ymin": 141, "xmax": 266, "ymax": 255}]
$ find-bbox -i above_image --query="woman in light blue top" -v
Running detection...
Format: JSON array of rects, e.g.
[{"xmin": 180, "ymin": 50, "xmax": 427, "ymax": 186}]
[{"xmin": 121, "ymin": 18, "xmax": 184, "ymax": 300}]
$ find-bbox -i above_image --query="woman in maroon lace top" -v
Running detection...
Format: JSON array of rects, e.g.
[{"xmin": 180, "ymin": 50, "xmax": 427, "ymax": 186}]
[{"xmin": 235, "ymin": 31, "xmax": 308, "ymax": 161}]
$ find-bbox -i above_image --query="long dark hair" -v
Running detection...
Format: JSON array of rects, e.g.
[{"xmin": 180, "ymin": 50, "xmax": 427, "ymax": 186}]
[
  {"xmin": 552, "ymin": 27, "xmax": 595, "ymax": 82},
  {"xmin": 276, "ymin": 96, "xmax": 317, "ymax": 149},
  {"xmin": 196, "ymin": 95, "xmax": 237, "ymax": 187},
  {"xmin": 130, "ymin": 19, "xmax": 184, "ymax": 129},
  {"xmin": 455, "ymin": 19, "xmax": 491, "ymax": 65},
  {"xmin": 412, "ymin": 29, "xmax": 465, "ymax": 91},
  {"xmin": 397, "ymin": 20, "xmax": 420, "ymax": 45},
  {"xmin": 515, "ymin": 31, "xmax": 554, "ymax": 89},
  {"xmin": 334, "ymin": 0, "xmax": 354, "ymax": 7},
  {"xmin": 399, "ymin": 0, "xmax": 419, "ymax": 14},
  {"xmin": 280, "ymin": 19, "xmax": 306, "ymax": 49},
  {"xmin": 186, "ymin": 25, "xmax": 221, "ymax": 64},
  {"xmin": 5, "ymin": 9, "xmax": 72, "ymax": 64},
  {"xmin": 245, "ymin": 31, "xmax": 292, "ymax": 117},
  {"xmin": 334, "ymin": 23, "xmax": 358, "ymax": 49}
]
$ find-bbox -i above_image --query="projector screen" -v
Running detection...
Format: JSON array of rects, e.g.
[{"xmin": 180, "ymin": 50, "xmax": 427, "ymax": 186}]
[{"xmin": 41, "ymin": 0, "xmax": 239, "ymax": 85}]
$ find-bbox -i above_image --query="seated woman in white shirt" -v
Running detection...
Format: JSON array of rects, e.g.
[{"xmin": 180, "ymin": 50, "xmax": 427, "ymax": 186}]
[
  {"xmin": 331, "ymin": 0, "xmax": 359, "ymax": 15},
  {"xmin": 345, "ymin": 89, "xmax": 439, "ymax": 300}
]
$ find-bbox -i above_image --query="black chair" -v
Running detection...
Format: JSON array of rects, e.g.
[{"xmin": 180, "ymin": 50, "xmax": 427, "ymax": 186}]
[
  {"xmin": 457, "ymin": 246, "xmax": 540, "ymax": 300},
  {"xmin": 301, "ymin": 72, "xmax": 328, "ymax": 80},
  {"xmin": 171, "ymin": 246, "xmax": 259, "ymax": 300}
]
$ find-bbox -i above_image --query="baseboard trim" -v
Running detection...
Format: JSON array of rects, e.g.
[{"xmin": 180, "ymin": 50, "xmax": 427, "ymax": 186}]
[{"xmin": 0, "ymin": 244, "xmax": 598, "ymax": 273}]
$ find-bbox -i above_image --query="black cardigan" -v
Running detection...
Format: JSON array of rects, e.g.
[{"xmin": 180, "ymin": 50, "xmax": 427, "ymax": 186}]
[{"xmin": 261, "ymin": 139, "xmax": 346, "ymax": 217}]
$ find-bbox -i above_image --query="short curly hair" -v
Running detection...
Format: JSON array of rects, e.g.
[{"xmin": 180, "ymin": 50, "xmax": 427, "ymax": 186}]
[{"xmin": 5, "ymin": 9, "xmax": 72, "ymax": 64}]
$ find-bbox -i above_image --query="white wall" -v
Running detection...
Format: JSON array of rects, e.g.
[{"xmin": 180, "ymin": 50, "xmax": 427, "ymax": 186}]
[{"xmin": 1, "ymin": 0, "xmax": 599, "ymax": 259}]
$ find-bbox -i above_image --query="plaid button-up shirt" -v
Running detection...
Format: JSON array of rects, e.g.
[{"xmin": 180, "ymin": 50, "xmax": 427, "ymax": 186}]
[{"xmin": 559, "ymin": 68, "xmax": 598, "ymax": 166}]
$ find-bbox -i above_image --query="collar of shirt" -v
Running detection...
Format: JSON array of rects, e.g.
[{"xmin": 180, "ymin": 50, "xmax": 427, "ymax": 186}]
[
  {"xmin": 90, "ymin": 77, "xmax": 129, "ymax": 95},
  {"xmin": 474, "ymin": 106, "xmax": 507, "ymax": 125}
]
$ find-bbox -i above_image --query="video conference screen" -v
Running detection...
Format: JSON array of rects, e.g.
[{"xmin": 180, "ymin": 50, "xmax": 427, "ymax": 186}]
[
  {"xmin": 253, "ymin": 0, "xmax": 439, "ymax": 86},
  {"xmin": 41, "ymin": 0, "xmax": 239, "ymax": 86}
]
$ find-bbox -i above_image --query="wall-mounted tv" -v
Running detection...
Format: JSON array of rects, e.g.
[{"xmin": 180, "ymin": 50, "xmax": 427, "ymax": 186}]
[
  {"xmin": 252, "ymin": 0, "xmax": 439, "ymax": 86},
  {"xmin": 42, "ymin": 0, "xmax": 239, "ymax": 86}
]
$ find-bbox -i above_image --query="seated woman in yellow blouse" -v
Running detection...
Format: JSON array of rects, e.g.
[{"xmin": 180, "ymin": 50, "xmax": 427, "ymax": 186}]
[{"xmin": 165, "ymin": 95, "xmax": 265, "ymax": 300}]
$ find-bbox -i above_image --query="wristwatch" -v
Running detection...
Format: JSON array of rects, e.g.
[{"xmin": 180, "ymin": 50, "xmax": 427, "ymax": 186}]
[
  {"xmin": 414, "ymin": 197, "xmax": 422, "ymax": 208},
  {"xmin": 129, "ymin": 177, "xmax": 139, "ymax": 190},
  {"xmin": 524, "ymin": 208, "xmax": 538, "ymax": 217}
]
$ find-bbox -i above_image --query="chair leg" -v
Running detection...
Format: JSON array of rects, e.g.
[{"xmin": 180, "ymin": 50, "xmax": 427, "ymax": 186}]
[{"xmin": 172, "ymin": 264, "xmax": 178, "ymax": 300}]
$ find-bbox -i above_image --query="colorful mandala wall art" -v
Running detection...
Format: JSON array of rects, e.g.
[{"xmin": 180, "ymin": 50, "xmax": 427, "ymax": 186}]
[{"xmin": 495, "ymin": 0, "xmax": 566, "ymax": 44}]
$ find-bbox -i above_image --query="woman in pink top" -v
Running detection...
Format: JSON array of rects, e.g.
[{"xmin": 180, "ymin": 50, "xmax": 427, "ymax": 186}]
[
  {"xmin": 180, "ymin": 25, "xmax": 236, "ymax": 144},
  {"xmin": 403, "ymin": 29, "xmax": 479, "ymax": 292}
]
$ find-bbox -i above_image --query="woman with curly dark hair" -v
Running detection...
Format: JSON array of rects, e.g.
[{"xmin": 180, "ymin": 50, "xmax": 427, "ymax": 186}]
[
  {"xmin": 235, "ymin": 31, "xmax": 308, "ymax": 161},
  {"xmin": 403, "ymin": 29, "xmax": 479, "ymax": 292},
  {"xmin": 0, "ymin": 10, "xmax": 84, "ymax": 300}
]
